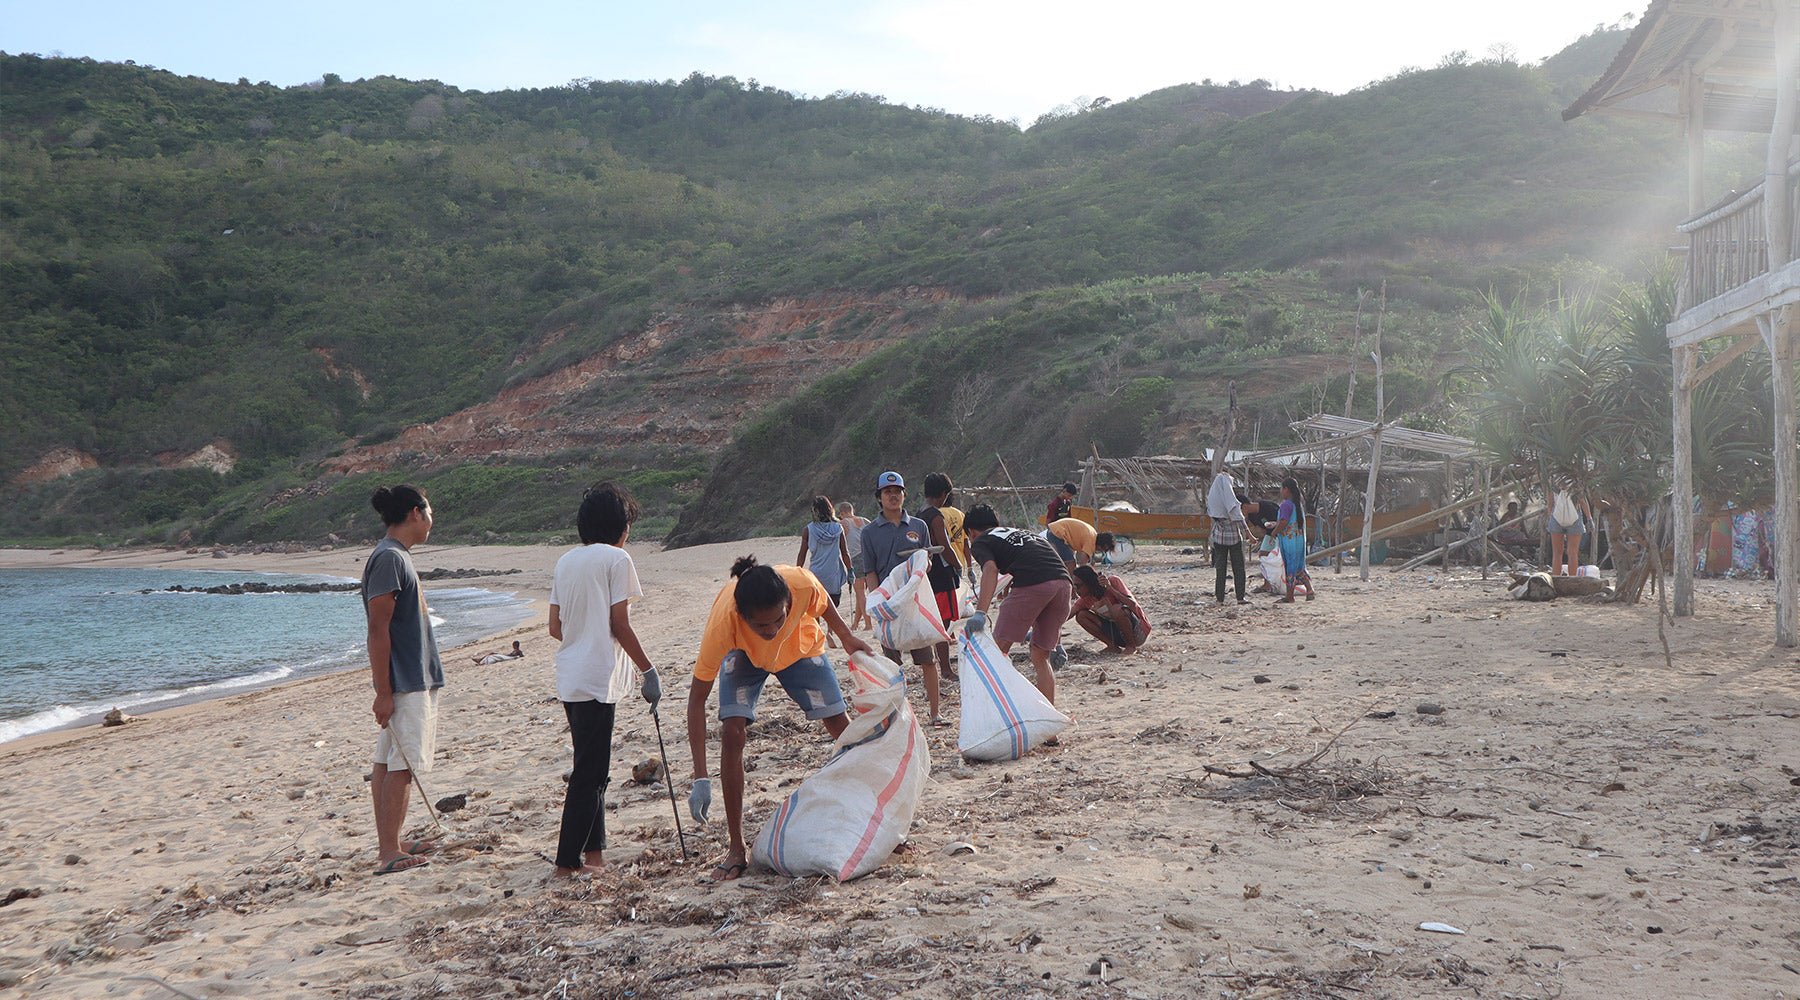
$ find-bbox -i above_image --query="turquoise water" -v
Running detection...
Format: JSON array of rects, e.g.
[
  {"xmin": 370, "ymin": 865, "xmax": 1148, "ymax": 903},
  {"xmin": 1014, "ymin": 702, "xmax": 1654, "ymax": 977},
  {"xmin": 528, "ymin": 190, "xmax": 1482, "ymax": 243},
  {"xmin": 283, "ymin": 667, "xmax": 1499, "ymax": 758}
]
[{"xmin": 0, "ymin": 567, "xmax": 533, "ymax": 744}]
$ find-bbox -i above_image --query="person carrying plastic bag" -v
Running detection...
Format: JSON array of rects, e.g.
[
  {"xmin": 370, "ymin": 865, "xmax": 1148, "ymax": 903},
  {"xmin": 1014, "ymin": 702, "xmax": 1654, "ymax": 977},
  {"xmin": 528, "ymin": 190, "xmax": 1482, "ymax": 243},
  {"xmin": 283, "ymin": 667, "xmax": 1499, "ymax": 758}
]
[
  {"xmin": 868, "ymin": 550, "xmax": 952, "ymax": 655},
  {"xmin": 752, "ymin": 652, "xmax": 929, "ymax": 880},
  {"xmin": 861, "ymin": 471, "xmax": 949, "ymax": 724}
]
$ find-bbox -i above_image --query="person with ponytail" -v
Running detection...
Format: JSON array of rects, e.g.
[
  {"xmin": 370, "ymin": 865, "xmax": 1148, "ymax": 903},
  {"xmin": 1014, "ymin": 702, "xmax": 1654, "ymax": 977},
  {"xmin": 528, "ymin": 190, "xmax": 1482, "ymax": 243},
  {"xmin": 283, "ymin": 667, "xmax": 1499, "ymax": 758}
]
[
  {"xmin": 1271, "ymin": 477, "xmax": 1316, "ymax": 603},
  {"xmin": 795, "ymin": 495, "xmax": 852, "ymax": 647},
  {"xmin": 685, "ymin": 555, "xmax": 871, "ymax": 881},
  {"xmin": 359, "ymin": 484, "xmax": 443, "ymax": 875}
]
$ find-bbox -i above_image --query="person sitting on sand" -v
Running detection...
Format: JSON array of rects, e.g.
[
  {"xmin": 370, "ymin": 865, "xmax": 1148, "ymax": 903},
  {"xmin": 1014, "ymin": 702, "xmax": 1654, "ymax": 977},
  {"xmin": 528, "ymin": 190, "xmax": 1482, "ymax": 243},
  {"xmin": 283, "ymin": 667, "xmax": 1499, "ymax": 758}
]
[
  {"xmin": 546, "ymin": 483, "xmax": 661, "ymax": 878},
  {"xmin": 1070, "ymin": 565, "xmax": 1151, "ymax": 653},
  {"xmin": 360, "ymin": 484, "xmax": 444, "ymax": 875},
  {"xmin": 473, "ymin": 641, "xmax": 524, "ymax": 664},
  {"xmin": 685, "ymin": 556, "xmax": 871, "ymax": 881}
]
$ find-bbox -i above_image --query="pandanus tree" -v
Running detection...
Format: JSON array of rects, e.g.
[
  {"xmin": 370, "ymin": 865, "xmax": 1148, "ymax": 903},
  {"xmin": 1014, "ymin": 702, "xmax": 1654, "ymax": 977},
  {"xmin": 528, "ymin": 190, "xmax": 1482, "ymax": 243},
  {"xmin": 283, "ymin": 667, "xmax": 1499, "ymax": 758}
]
[{"xmin": 1446, "ymin": 272, "xmax": 1773, "ymax": 604}]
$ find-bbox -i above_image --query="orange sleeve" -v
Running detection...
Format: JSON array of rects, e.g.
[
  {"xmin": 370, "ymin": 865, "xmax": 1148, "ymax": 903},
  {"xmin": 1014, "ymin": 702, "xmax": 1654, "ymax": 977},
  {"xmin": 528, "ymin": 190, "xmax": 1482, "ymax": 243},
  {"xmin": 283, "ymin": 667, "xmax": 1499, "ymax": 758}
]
[{"xmin": 692, "ymin": 582, "xmax": 739, "ymax": 682}]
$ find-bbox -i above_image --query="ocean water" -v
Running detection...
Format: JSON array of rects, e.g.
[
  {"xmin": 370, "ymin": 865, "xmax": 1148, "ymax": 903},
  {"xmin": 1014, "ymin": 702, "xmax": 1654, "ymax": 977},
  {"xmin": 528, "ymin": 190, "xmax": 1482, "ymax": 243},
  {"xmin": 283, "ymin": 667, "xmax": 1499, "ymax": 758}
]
[{"xmin": 0, "ymin": 567, "xmax": 534, "ymax": 744}]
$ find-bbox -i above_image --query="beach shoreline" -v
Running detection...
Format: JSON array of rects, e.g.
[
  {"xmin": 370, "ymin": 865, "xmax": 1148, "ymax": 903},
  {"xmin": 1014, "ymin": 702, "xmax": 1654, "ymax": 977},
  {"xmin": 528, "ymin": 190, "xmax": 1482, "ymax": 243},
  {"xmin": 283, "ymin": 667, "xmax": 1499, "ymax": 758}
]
[
  {"xmin": 2, "ymin": 539, "xmax": 1797, "ymax": 998},
  {"xmin": 0, "ymin": 544, "xmax": 551, "ymax": 752}
]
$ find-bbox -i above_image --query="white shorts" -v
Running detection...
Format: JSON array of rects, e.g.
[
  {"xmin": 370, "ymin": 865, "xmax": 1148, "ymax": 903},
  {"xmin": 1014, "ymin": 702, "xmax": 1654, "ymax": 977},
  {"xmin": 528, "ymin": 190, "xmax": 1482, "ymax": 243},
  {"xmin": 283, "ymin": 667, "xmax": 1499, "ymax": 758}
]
[{"xmin": 374, "ymin": 689, "xmax": 440, "ymax": 774}]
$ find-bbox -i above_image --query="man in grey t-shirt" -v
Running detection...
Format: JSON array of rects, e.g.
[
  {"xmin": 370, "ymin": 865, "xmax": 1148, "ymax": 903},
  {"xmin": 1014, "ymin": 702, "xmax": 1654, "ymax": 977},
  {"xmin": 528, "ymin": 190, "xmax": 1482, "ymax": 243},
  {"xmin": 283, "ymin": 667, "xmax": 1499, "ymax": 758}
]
[{"xmin": 359, "ymin": 485, "xmax": 444, "ymax": 875}]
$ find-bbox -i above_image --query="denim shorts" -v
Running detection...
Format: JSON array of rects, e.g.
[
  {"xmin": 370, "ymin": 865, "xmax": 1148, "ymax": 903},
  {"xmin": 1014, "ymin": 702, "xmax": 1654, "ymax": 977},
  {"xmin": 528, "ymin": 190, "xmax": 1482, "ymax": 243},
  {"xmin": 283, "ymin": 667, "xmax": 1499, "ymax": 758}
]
[{"xmin": 716, "ymin": 651, "xmax": 846, "ymax": 721}]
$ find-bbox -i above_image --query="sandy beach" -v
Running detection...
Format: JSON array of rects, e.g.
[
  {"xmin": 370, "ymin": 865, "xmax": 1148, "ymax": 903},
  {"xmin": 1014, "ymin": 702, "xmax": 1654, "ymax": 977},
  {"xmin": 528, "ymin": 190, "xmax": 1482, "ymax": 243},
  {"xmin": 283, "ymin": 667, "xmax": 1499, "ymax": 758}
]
[{"xmin": 2, "ymin": 539, "xmax": 1798, "ymax": 999}]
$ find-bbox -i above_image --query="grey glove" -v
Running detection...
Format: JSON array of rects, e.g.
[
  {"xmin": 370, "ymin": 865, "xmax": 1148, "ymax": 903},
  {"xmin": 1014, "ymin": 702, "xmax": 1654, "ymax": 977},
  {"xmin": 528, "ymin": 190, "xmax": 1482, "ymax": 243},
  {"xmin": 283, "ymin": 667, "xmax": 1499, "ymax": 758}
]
[
  {"xmin": 963, "ymin": 611, "xmax": 988, "ymax": 636},
  {"xmin": 640, "ymin": 667, "xmax": 661, "ymax": 709},
  {"xmin": 689, "ymin": 778, "xmax": 712, "ymax": 823}
]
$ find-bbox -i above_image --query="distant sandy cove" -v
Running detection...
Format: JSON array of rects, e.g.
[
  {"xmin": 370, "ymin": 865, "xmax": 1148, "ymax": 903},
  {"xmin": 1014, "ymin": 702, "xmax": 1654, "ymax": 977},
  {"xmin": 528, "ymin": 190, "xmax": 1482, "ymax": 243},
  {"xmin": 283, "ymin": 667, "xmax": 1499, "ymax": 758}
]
[{"xmin": 1, "ymin": 539, "xmax": 1798, "ymax": 999}]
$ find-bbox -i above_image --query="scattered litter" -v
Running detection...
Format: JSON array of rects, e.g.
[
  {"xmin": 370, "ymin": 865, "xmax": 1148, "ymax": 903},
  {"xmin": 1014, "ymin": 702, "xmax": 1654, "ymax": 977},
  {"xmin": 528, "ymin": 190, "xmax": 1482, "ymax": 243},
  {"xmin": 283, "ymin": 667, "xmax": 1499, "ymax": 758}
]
[{"xmin": 1418, "ymin": 922, "xmax": 1465, "ymax": 935}]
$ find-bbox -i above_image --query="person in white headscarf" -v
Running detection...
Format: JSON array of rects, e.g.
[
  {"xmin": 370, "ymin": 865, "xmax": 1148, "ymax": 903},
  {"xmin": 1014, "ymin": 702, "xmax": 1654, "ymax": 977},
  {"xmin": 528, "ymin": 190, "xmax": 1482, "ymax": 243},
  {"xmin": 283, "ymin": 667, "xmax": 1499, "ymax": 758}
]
[{"xmin": 1206, "ymin": 472, "xmax": 1252, "ymax": 604}]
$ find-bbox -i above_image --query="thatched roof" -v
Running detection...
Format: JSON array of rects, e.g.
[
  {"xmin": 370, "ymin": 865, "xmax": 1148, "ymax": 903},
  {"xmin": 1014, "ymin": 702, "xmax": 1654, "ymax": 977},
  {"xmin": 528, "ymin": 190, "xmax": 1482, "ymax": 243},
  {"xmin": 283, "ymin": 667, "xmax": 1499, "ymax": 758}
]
[{"xmin": 1563, "ymin": 0, "xmax": 1786, "ymax": 131}]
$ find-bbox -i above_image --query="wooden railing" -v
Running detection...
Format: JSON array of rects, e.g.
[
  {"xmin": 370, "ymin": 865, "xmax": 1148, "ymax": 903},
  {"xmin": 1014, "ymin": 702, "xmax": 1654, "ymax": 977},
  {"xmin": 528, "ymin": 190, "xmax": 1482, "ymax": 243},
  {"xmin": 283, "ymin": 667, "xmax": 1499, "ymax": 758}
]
[{"xmin": 1677, "ymin": 169, "xmax": 1800, "ymax": 313}]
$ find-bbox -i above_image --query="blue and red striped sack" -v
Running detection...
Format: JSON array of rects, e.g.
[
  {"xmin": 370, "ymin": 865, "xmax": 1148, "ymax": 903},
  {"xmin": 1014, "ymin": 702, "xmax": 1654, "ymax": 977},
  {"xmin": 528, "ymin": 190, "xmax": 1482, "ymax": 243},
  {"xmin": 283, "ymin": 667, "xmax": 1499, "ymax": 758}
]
[
  {"xmin": 956, "ymin": 628, "xmax": 1069, "ymax": 761},
  {"xmin": 751, "ymin": 652, "xmax": 929, "ymax": 881}
]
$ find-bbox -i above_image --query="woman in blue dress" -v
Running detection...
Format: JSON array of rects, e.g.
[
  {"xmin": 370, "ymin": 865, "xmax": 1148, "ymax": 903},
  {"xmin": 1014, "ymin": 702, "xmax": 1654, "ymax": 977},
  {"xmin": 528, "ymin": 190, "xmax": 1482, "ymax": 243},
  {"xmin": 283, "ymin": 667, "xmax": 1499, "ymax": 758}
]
[{"xmin": 1270, "ymin": 477, "xmax": 1314, "ymax": 603}]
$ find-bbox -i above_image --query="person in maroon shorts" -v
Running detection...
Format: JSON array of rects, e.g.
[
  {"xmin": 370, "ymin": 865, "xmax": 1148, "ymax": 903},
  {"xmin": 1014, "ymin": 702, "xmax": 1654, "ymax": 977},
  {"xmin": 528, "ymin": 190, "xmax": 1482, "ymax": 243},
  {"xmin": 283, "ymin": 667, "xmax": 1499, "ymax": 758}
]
[{"xmin": 963, "ymin": 504, "xmax": 1072, "ymax": 708}]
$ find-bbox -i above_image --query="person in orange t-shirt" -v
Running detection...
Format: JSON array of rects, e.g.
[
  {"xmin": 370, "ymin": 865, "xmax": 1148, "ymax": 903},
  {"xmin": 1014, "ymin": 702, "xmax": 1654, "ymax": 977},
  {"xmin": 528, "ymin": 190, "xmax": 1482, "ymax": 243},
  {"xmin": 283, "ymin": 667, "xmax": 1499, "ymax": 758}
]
[{"xmin": 684, "ymin": 556, "xmax": 871, "ymax": 882}]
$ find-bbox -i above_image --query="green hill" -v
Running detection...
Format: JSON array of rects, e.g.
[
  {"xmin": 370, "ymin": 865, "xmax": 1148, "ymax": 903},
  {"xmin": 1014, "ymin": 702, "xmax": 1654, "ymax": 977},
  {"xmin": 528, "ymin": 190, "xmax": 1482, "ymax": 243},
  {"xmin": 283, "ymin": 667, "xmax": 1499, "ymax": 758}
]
[{"xmin": 0, "ymin": 30, "xmax": 1742, "ymax": 546}]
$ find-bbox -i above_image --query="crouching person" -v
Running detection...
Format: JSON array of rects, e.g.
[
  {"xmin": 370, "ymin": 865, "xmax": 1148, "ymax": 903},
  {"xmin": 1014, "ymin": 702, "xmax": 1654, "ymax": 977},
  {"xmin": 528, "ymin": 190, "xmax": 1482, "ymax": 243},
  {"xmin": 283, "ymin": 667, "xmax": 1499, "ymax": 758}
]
[{"xmin": 685, "ymin": 556, "xmax": 872, "ymax": 881}]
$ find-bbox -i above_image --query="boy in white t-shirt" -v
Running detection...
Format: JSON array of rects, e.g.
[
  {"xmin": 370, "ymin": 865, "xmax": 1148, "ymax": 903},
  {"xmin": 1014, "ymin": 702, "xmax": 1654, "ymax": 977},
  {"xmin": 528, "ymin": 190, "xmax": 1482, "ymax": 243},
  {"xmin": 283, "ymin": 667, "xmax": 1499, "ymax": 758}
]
[{"xmin": 547, "ymin": 482, "xmax": 661, "ymax": 877}]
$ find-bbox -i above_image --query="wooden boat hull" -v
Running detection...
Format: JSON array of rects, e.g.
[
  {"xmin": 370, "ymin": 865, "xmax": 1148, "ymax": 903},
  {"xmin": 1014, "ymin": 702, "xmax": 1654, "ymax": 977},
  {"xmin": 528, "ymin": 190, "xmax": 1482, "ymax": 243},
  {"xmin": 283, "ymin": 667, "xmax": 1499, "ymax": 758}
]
[{"xmin": 1047, "ymin": 499, "xmax": 1440, "ymax": 543}]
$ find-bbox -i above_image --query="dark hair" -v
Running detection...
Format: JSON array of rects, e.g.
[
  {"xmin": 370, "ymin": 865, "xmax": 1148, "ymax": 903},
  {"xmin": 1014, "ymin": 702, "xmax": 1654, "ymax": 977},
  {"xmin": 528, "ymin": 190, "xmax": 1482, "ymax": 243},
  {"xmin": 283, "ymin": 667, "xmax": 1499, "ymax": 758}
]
[
  {"xmin": 964, "ymin": 503, "xmax": 1000, "ymax": 532},
  {"xmin": 730, "ymin": 555, "xmax": 790, "ymax": 616},
  {"xmin": 923, "ymin": 472, "xmax": 953, "ymax": 502},
  {"xmin": 812, "ymin": 495, "xmax": 835, "ymax": 522},
  {"xmin": 578, "ymin": 481, "xmax": 640, "ymax": 545},
  {"xmin": 1062, "ymin": 482, "xmax": 1078, "ymax": 494},
  {"xmin": 1095, "ymin": 532, "xmax": 1115, "ymax": 551},
  {"xmin": 1280, "ymin": 477, "xmax": 1307, "ymax": 521},
  {"xmin": 1072, "ymin": 564, "xmax": 1105, "ymax": 595},
  {"xmin": 370, "ymin": 484, "xmax": 428, "ymax": 526},
  {"xmin": 1235, "ymin": 490, "xmax": 1250, "ymax": 504}
]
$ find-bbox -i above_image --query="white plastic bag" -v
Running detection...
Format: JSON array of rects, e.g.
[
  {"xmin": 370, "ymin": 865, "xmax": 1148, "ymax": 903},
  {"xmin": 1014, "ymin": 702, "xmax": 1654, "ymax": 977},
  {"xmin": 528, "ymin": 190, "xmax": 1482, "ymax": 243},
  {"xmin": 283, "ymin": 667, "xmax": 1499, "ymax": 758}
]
[
  {"xmin": 869, "ymin": 550, "xmax": 951, "ymax": 651},
  {"xmin": 1260, "ymin": 550, "xmax": 1284, "ymax": 591},
  {"xmin": 1552, "ymin": 491, "xmax": 1579, "ymax": 526},
  {"xmin": 956, "ymin": 627, "xmax": 1069, "ymax": 761},
  {"xmin": 751, "ymin": 652, "xmax": 929, "ymax": 881},
  {"xmin": 958, "ymin": 573, "xmax": 1010, "ymax": 619}
]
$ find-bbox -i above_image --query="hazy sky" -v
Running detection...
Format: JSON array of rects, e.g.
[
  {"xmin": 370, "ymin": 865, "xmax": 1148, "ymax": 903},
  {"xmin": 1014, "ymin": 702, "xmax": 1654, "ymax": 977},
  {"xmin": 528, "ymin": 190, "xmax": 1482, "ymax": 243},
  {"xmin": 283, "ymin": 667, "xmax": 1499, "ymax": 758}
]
[{"xmin": 6, "ymin": 1, "xmax": 1641, "ymax": 124}]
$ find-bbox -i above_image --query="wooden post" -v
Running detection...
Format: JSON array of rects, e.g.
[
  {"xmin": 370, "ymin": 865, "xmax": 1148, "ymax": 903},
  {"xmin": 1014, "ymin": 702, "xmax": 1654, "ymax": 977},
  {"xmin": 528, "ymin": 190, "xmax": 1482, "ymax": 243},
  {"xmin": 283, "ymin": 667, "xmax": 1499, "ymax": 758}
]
[
  {"xmin": 1479, "ymin": 463, "xmax": 1493, "ymax": 580},
  {"xmin": 1673, "ymin": 345, "xmax": 1697, "ymax": 616},
  {"xmin": 1769, "ymin": 309, "xmax": 1799, "ymax": 647},
  {"xmin": 1768, "ymin": 3, "xmax": 1799, "ymax": 647},
  {"xmin": 1684, "ymin": 65, "xmax": 1707, "ymax": 216},
  {"xmin": 1334, "ymin": 291, "xmax": 1367, "ymax": 574},
  {"xmin": 1442, "ymin": 460, "xmax": 1454, "ymax": 573},
  {"xmin": 1079, "ymin": 454, "xmax": 1098, "ymax": 528},
  {"xmin": 1358, "ymin": 303, "xmax": 1386, "ymax": 582}
]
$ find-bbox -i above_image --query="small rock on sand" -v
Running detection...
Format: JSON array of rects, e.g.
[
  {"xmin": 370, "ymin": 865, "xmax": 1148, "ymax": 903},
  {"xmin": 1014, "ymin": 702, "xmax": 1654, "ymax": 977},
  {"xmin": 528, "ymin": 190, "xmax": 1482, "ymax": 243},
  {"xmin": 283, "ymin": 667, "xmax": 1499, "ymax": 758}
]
[
  {"xmin": 1417, "ymin": 702, "xmax": 1445, "ymax": 715},
  {"xmin": 435, "ymin": 793, "xmax": 468, "ymax": 813},
  {"xmin": 632, "ymin": 758, "xmax": 664, "ymax": 784}
]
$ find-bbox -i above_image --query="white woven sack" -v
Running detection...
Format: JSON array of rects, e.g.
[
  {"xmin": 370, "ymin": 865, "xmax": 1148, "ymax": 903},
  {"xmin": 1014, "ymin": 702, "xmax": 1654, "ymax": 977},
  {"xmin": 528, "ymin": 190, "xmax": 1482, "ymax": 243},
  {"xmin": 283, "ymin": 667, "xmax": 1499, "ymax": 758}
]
[
  {"xmin": 956, "ymin": 627, "xmax": 1069, "ymax": 761},
  {"xmin": 869, "ymin": 550, "xmax": 951, "ymax": 651},
  {"xmin": 751, "ymin": 652, "xmax": 929, "ymax": 881},
  {"xmin": 1259, "ymin": 550, "xmax": 1284, "ymax": 591}
]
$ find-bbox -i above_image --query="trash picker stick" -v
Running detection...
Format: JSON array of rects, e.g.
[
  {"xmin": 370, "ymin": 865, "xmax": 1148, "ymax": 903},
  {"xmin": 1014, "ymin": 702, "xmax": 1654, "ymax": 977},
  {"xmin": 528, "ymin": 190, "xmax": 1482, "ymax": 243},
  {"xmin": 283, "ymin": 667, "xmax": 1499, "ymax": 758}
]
[
  {"xmin": 994, "ymin": 454, "xmax": 1036, "ymax": 526},
  {"xmin": 384, "ymin": 720, "xmax": 445, "ymax": 831},
  {"xmin": 649, "ymin": 707, "xmax": 690, "ymax": 860}
]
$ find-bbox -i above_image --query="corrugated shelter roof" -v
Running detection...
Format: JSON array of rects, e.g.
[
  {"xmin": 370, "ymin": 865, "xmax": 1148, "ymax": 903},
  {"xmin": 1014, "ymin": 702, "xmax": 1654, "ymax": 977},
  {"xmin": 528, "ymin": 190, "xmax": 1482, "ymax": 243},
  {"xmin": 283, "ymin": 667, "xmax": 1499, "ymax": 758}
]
[
  {"xmin": 1563, "ymin": 0, "xmax": 1783, "ymax": 130},
  {"xmin": 1243, "ymin": 414, "xmax": 1484, "ymax": 464}
]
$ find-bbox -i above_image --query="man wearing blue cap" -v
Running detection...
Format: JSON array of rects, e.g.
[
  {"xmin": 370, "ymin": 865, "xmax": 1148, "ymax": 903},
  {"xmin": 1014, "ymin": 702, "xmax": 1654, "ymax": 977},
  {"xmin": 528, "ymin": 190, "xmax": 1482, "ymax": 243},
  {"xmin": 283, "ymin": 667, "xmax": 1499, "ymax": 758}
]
[{"xmin": 860, "ymin": 471, "xmax": 946, "ymax": 724}]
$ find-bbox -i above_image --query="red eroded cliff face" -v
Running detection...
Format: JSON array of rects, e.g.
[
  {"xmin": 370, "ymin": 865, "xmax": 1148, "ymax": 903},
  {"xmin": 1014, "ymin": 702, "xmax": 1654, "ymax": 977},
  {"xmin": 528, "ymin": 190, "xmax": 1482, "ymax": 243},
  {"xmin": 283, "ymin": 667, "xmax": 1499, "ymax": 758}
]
[{"xmin": 320, "ymin": 287, "xmax": 956, "ymax": 476}]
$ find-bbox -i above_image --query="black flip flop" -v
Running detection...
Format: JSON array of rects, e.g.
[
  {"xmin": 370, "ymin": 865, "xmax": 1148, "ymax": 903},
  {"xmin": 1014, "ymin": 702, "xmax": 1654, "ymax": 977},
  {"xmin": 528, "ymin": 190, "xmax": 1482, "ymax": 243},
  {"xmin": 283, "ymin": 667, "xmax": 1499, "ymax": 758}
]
[{"xmin": 707, "ymin": 861, "xmax": 746, "ymax": 882}]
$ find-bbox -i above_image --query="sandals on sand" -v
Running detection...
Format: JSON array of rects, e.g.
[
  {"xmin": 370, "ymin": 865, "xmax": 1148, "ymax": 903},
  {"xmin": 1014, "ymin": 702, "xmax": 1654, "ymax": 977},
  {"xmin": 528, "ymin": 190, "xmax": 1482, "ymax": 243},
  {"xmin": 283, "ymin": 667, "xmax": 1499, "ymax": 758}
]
[
  {"xmin": 400, "ymin": 839, "xmax": 438, "ymax": 856},
  {"xmin": 707, "ymin": 861, "xmax": 747, "ymax": 882},
  {"xmin": 375, "ymin": 855, "xmax": 430, "ymax": 876}
]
